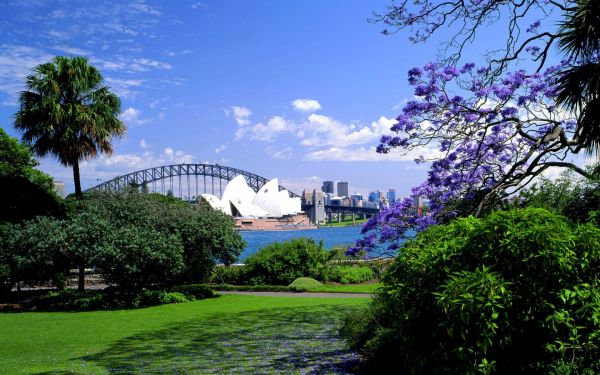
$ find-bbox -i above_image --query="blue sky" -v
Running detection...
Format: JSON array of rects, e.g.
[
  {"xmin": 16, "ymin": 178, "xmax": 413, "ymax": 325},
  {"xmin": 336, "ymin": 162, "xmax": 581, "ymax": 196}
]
[{"xmin": 0, "ymin": 1, "xmax": 570, "ymax": 197}]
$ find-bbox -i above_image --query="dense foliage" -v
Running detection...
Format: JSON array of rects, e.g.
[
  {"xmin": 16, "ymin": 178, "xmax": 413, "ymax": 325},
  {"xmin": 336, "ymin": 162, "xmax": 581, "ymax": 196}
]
[
  {"xmin": 243, "ymin": 238, "xmax": 330, "ymax": 285},
  {"xmin": 342, "ymin": 208, "xmax": 600, "ymax": 373},
  {"xmin": 73, "ymin": 191, "xmax": 245, "ymax": 285},
  {"xmin": 0, "ymin": 129, "xmax": 63, "ymax": 223},
  {"xmin": 0, "ymin": 190, "xmax": 244, "ymax": 295}
]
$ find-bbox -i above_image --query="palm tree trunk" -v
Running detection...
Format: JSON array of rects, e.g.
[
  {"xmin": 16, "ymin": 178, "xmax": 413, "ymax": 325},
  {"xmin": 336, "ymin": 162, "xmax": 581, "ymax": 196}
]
[
  {"xmin": 73, "ymin": 159, "xmax": 82, "ymax": 198},
  {"xmin": 78, "ymin": 264, "xmax": 85, "ymax": 292},
  {"xmin": 72, "ymin": 159, "xmax": 85, "ymax": 291}
]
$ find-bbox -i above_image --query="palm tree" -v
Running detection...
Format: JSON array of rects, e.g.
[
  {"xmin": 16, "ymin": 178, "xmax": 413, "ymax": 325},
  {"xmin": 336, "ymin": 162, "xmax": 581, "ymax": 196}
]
[
  {"xmin": 14, "ymin": 56, "xmax": 125, "ymax": 291},
  {"xmin": 14, "ymin": 56, "xmax": 126, "ymax": 197},
  {"xmin": 556, "ymin": 0, "xmax": 600, "ymax": 153}
]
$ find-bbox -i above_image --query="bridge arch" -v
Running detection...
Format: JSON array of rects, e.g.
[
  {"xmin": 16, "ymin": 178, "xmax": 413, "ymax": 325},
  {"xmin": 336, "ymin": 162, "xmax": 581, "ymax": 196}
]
[{"xmin": 85, "ymin": 163, "xmax": 300, "ymax": 199}]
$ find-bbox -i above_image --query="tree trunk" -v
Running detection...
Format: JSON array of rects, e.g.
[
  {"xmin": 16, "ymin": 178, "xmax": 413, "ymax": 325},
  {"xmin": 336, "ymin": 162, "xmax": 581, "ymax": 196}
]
[
  {"xmin": 78, "ymin": 264, "xmax": 85, "ymax": 292},
  {"xmin": 73, "ymin": 159, "xmax": 82, "ymax": 198}
]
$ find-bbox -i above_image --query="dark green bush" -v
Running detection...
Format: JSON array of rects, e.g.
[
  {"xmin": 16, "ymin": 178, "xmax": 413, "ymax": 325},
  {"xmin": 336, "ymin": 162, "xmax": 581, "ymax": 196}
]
[
  {"xmin": 171, "ymin": 284, "xmax": 214, "ymax": 299},
  {"xmin": 243, "ymin": 238, "xmax": 329, "ymax": 285},
  {"xmin": 343, "ymin": 208, "xmax": 600, "ymax": 374},
  {"xmin": 140, "ymin": 289, "xmax": 192, "ymax": 305},
  {"xmin": 209, "ymin": 265, "xmax": 248, "ymax": 284},
  {"xmin": 326, "ymin": 266, "xmax": 374, "ymax": 284}
]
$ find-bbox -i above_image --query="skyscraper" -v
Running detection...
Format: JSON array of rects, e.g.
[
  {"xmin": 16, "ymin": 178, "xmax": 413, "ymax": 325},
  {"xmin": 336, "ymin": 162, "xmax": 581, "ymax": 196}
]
[
  {"xmin": 387, "ymin": 189, "xmax": 396, "ymax": 203},
  {"xmin": 337, "ymin": 181, "xmax": 349, "ymax": 197},
  {"xmin": 322, "ymin": 181, "xmax": 334, "ymax": 194}
]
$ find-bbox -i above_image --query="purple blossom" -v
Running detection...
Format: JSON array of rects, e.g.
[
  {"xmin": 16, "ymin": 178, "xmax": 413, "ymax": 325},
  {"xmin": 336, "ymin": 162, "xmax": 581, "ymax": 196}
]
[
  {"xmin": 527, "ymin": 20, "xmax": 541, "ymax": 33},
  {"xmin": 351, "ymin": 62, "xmax": 579, "ymax": 257}
]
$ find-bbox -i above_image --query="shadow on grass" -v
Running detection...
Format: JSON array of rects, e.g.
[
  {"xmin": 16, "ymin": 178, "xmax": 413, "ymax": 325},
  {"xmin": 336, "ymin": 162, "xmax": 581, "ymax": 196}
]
[{"xmin": 79, "ymin": 304, "xmax": 364, "ymax": 374}]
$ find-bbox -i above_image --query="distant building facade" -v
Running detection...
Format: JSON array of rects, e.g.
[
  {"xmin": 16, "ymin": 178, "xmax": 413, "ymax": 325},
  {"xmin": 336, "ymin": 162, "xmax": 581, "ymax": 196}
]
[
  {"xmin": 53, "ymin": 181, "xmax": 66, "ymax": 198},
  {"xmin": 337, "ymin": 181, "xmax": 349, "ymax": 198},
  {"xmin": 322, "ymin": 181, "xmax": 334, "ymax": 194},
  {"xmin": 387, "ymin": 189, "xmax": 396, "ymax": 204}
]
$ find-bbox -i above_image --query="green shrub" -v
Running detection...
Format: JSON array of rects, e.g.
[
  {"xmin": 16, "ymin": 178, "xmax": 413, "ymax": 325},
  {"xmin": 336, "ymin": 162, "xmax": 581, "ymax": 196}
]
[
  {"xmin": 171, "ymin": 284, "xmax": 214, "ymax": 299},
  {"xmin": 141, "ymin": 289, "xmax": 191, "ymax": 305},
  {"xmin": 327, "ymin": 266, "xmax": 375, "ymax": 284},
  {"xmin": 343, "ymin": 208, "xmax": 600, "ymax": 373},
  {"xmin": 35, "ymin": 289, "xmax": 107, "ymax": 311},
  {"xmin": 209, "ymin": 265, "xmax": 247, "ymax": 284},
  {"xmin": 288, "ymin": 277, "xmax": 324, "ymax": 291},
  {"xmin": 243, "ymin": 238, "xmax": 329, "ymax": 285}
]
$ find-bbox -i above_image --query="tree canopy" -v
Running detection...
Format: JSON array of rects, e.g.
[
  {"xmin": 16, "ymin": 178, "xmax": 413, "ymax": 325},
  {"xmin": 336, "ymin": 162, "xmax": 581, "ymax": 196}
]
[{"xmin": 14, "ymin": 56, "xmax": 125, "ymax": 197}]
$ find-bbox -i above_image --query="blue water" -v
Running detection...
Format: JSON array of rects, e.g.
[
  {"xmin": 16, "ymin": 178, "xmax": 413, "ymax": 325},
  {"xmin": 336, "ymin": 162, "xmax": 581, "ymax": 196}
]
[{"xmin": 238, "ymin": 226, "xmax": 364, "ymax": 261}]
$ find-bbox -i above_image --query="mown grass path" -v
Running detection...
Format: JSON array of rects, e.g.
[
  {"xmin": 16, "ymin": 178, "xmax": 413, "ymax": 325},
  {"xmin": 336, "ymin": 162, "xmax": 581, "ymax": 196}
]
[{"xmin": 0, "ymin": 294, "xmax": 367, "ymax": 374}]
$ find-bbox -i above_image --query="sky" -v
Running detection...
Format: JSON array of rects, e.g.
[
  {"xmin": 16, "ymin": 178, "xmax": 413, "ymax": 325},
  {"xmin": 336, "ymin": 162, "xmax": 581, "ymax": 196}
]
[{"xmin": 0, "ymin": 0, "xmax": 579, "ymax": 198}]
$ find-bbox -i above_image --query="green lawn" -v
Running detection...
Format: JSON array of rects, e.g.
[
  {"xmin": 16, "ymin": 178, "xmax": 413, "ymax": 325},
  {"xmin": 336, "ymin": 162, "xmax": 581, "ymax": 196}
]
[
  {"xmin": 0, "ymin": 294, "xmax": 367, "ymax": 374},
  {"xmin": 308, "ymin": 282, "xmax": 381, "ymax": 293}
]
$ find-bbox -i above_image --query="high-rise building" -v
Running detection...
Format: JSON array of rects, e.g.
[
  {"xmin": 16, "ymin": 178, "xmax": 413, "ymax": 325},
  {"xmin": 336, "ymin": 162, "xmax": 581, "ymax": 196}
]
[
  {"xmin": 368, "ymin": 191, "xmax": 379, "ymax": 203},
  {"xmin": 351, "ymin": 193, "xmax": 363, "ymax": 207},
  {"xmin": 387, "ymin": 189, "xmax": 396, "ymax": 203},
  {"xmin": 53, "ymin": 181, "xmax": 66, "ymax": 198},
  {"xmin": 322, "ymin": 181, "xmax": 334, "ymax": 194},
  {"xmin": 337, "ymin": 181, "xmax": 349, "ymax": 198}
]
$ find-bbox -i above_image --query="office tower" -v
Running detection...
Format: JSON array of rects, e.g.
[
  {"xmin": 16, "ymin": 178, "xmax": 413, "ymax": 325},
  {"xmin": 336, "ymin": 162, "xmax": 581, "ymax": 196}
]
[
  {"xmin": 322, "ymin": 181, "xmax": 334, "ymax": 194},
  {"xmin": 337, "ymin": 181, "xmax": 349, "ymax": 198},
  {"xmin": 387, "ymin": 189, "xmax": 396, "ymax": 203}
]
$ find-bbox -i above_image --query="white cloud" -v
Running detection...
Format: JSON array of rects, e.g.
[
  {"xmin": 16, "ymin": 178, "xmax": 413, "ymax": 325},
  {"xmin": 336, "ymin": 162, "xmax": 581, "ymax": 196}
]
[
  {"xmin": 105, "ymin": 77, "xmax": 143, "ymax": 98},
  {"xmin": 139, "ymin": 139, "xmax": 149, "ymax": 149},
  {"xmin": 0, "ymin": 44, "xmax": 53, "ymax": 103},
  {"xmin": 279, "ymin": 176, "xmax": 322, "ymax": 195},
  {"xmin": 230, "ymin": 105, "xmax": 252, "ymax": 126},
  {"xmin": 299, "ymin": 114, "xmax": 395, "ymax": 147},
  {"xmin": 268, "ymin": 146, "xmax": 293, "ymax": 160},
  {"xmin": 215, "ymin": 144, "xmax": 226, "ymax": 154},
  {"xmin": 304, "ymin": 144, "xmax": 441, "ymax": 162},
  {"xmin": 129, "ymin": 1, "xmax": 161, "ymax": 16},
  {"xmin": 245, "ymin": 116, "xmax": 294, "ymax": 141},
  {"xmin": 51, "ymin": 45, "xmax": 91, "ymax": 56},
  {"xmin": 292, "ymin": 98, "xmax": 321, "ymax": 112},
  {"xmin": 191, "ymin": 2, "xmax": 209, "ymax": 9},
  {"xmin": 119, "ymin": 107, "xmax": 149, "ymax": 126}
]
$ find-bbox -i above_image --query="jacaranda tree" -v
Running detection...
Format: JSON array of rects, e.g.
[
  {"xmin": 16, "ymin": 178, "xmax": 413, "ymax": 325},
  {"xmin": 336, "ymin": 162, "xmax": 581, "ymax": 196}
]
[{"xmin": 349, "ymin": 0, "xmax": 600, "ymax": 254}]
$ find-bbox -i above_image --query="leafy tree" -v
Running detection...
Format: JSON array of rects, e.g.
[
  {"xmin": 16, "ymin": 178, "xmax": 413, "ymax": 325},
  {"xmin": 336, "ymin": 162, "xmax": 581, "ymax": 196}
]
[
  {"xmin": 349, "ymin": 0, "xmax": 600, "ymax": 254},
  {"xmin": 74, "ymin": 191, "xmax": 245, "ymax": 284},
  {"xmin": 94, "ymin": 225, "xmax": 184, "ymax": 291},
  {"xmin": 65, "ymin": 209, "xmax": 113, "ymax": 291},
  {"xmin": 0, "ymin": 217, "xmax": 69, "ymax": 294},
  {"xmin": 0, "ymin": 129, "xmax": 63, "ymax": 223},
  {"xmin": 343, "ymin": 208, "xmax": 600, "ymax": 373},
  {"xmin": 14, "ymin": 56, "xmax": 125, "ymax": 197}
]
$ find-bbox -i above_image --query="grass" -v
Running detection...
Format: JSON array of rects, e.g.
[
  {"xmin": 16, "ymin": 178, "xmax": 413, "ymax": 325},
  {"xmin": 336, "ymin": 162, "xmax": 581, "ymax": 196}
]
[
  {"xmin": 308, "ymin": 283, "xmax": 381, "ymax": 293},
  {"xmin": 0, "ymin": 294, "xmax": 368, "ymax": 374}
]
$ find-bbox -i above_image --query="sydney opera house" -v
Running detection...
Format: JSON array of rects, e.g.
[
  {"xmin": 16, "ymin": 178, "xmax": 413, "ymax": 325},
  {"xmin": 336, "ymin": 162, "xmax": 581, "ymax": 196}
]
[{"xmin": 200, "ymin": 175, "xmax": 313, "ymax": 230}]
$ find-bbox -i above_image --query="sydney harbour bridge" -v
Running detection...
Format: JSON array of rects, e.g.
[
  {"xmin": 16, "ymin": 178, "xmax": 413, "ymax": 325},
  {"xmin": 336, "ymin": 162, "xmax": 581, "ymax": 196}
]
[{"xmin": 86, "ymin": 163, "xmax": 379, "ymax": 221}]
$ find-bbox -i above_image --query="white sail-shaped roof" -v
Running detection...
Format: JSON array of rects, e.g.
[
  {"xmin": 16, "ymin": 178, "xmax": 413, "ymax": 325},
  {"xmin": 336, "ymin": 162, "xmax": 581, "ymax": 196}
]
[
  {"xmin": 199, "ymin": 194, "xmax": 230, "ymax": 215},
  {"xmin": 279, "ymin": 192, "xmax": 301, "ymax": 215},
  {"xmin": 253, "ymin": 178, "xmax": 284, "ymax": 217},
  {"xmin": 221, "ymin": 175, "xmax": 269, "ymax": 217}
]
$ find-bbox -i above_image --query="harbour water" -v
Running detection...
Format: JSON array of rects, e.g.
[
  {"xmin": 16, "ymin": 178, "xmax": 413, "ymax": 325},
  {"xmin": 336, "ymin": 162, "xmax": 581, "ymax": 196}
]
[{"xmin": 238, "ymin": 226, "xmax": 364, "ymax": 261}]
